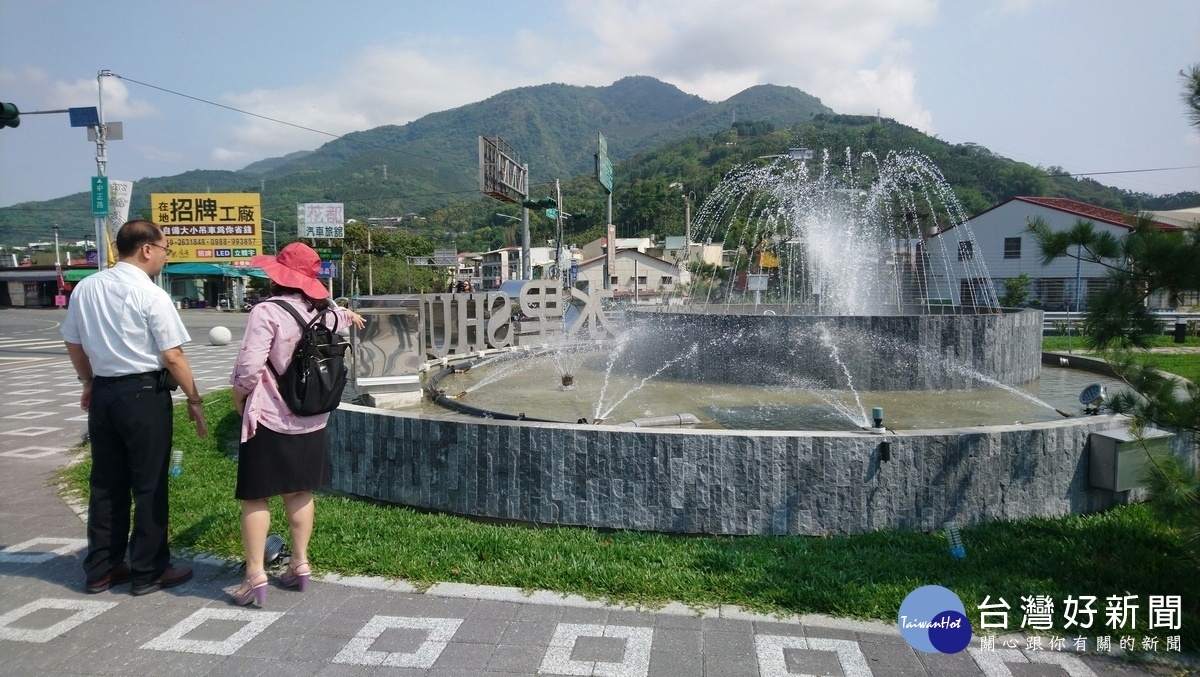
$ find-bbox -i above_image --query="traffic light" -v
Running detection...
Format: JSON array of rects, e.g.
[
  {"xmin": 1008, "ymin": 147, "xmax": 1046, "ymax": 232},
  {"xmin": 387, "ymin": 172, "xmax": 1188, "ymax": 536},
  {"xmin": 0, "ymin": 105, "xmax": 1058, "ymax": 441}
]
[
  {"xmin": 521, "ymin": 196, "xmax": 556, "ymax": 210},
  {"xmin": 0, "ymin": 103, "xmax": 19, "ymax": 129}
]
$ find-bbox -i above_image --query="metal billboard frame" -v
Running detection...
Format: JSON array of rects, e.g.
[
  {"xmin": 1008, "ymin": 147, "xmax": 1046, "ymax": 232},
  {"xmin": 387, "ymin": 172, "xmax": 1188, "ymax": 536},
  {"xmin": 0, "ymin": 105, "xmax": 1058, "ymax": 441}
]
[{"xmin": 478, "ymin": 135, "xmax": 528, "ymax": 204}]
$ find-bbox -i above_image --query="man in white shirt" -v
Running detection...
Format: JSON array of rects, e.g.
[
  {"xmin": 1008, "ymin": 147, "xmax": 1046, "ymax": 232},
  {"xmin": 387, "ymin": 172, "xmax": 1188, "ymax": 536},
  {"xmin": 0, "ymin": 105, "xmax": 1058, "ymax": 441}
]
[{"xmin": 62, "ymin": 220, "xmax": 208, "ymax": 596}]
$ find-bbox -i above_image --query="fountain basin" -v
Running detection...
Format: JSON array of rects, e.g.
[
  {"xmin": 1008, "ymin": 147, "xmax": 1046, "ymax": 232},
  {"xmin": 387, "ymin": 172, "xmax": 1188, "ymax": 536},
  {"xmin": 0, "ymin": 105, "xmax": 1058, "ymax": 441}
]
[
  {"xmin": 328, "ymin": 406, "xmax": 1169, "ymax": 536},
  {"xmin": 622, "ymin": 307, "xmax": 1043, "ymax": 391}
]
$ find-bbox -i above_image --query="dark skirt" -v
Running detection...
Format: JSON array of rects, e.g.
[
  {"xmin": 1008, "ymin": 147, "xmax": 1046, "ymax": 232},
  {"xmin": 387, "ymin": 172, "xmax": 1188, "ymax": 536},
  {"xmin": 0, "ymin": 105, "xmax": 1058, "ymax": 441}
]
[{"xmin": 235, "ymin": 424, "xmax": 331, "ymax": 500}]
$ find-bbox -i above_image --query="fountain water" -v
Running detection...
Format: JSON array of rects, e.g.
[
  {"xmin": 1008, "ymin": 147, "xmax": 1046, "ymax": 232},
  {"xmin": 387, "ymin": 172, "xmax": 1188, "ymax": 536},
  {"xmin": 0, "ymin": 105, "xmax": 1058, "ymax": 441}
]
[{"xmin": 436, "ymin": 148, "xmax": 1042, "ymax": 428}]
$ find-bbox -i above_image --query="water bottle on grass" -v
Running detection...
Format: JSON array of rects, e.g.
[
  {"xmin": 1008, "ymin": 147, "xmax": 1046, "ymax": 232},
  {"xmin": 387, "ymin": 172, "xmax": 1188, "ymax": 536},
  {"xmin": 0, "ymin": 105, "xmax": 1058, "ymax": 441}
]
[
  {"xmin": 945, "ymin": 521, "xmax": 966, "ymax": 560},
  {"xmin": 170, "ymin": 449, "xmax": 183, "ymax": 478}
]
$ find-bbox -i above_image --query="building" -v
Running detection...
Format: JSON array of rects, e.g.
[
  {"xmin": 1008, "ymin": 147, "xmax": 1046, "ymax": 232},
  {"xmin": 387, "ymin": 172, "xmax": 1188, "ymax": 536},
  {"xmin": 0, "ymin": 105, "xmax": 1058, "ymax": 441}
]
[
  {"xmin": 479, "ymin": 246, "xmax": 554, "ymax": 290},
  {"xmin": 576, "ymin": 249, "xmax": 679, "ymax": 304},
  {"xmin": 931, "ymin": 196, "xmax": 1181, "ymax": 310}
]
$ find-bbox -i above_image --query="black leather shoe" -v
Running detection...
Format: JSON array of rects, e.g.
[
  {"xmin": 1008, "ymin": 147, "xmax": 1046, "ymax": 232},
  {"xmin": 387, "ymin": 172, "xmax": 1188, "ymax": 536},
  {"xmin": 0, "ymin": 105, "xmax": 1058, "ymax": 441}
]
[
  {"xmin": 130, "ymin": 564, "xmax": 193, "ymax": 596},
  {"xmin": 85, "ymin": 562, "xmax": 132, "ymax": 593}
]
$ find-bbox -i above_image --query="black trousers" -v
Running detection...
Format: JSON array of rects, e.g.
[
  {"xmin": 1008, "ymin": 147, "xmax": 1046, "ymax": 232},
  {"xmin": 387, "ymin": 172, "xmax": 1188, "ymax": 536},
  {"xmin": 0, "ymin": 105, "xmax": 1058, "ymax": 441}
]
[{"xmin": 84, "ymin": 373, "xmax": 173, "ymax": 586}]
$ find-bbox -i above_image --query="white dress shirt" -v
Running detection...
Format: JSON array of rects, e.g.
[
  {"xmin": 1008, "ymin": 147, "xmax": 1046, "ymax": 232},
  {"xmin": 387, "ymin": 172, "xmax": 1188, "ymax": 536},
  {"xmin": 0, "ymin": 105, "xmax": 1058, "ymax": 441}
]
[{"xmin": 61, "ymin": 262, "xmax": 191, "ymax": 377}]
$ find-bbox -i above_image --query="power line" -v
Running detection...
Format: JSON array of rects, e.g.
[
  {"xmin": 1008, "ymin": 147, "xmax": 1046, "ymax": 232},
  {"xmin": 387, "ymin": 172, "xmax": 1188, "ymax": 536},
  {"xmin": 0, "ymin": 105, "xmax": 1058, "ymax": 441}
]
[
  {"xmin": 1052, "ymin": 165, "xmax": 1199, "ymax": 179},
  {"xmin": 113, "ymin": 74, "xmax": 471, "ymax": 170}
]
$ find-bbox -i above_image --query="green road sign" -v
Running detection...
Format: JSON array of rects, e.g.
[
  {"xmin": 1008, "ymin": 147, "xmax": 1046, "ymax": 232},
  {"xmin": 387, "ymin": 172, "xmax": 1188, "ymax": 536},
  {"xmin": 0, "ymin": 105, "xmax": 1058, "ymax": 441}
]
[
  {"xmin": 595, "ymin": 132, "xmax": 612, "ymax": 193},
  {"xmin": 546, "ymin": 208, "xmax": 558, "ymax": 219},
  {"xmin": 313, "ymin": 246, "xmax": 343, "ymax": 261},
  {"xmin": 91, "ymin": 177, "xmax": 108, "ymax": 217}
]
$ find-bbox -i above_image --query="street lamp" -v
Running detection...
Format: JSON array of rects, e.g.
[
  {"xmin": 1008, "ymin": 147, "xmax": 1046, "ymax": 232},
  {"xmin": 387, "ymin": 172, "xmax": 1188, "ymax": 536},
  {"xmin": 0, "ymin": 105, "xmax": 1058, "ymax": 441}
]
[{"xmin": 669, "ymin": 182, "xmax": 694, "ymax": 255}]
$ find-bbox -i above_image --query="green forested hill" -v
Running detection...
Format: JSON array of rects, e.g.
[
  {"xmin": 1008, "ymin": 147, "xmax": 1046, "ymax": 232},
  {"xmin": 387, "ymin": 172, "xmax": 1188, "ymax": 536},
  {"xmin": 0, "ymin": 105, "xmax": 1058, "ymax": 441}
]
[{"xmin": 1, "ymin": 76, "xmax": 1194, "ymax": 251}]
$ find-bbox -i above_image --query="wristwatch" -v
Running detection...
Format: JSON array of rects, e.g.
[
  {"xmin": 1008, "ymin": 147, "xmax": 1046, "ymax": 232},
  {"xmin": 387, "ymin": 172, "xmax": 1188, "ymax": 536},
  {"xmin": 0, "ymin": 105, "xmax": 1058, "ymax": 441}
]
[
  {"xmin": 77, "ymin": 375, "xmax": 93, "ymax": 384},
  {"xmin": 186, "ymin": 398, "xmax": 203, "ymax": 405}
]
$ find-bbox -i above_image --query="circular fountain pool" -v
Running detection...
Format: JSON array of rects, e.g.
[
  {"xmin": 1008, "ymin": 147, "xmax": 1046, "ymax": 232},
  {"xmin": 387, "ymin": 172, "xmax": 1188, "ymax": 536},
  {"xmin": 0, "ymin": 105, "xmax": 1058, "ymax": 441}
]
[{"xmin": 422, "ymin": 346, "xmax": 1122, "ymax": 430}]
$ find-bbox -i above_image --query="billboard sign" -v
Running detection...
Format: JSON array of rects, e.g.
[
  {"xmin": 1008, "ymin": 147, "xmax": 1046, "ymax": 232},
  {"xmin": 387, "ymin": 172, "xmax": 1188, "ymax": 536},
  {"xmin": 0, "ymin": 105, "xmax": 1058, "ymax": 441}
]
[
  {"xmin": 478, "ymin": 135, "xmax": 527, "ymax": 204},
  {"xmin": 297, "ymin": 203, "xmax": 345, "ymax": 239},
  {"xmin": 153, "ymin": 193, "xmax": 262, "ymax": 268}
]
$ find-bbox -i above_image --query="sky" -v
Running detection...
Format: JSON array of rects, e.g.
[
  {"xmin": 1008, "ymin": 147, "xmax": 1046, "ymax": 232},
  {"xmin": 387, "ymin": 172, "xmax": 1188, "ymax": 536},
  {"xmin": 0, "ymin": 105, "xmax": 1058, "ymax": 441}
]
[{"xmin": 1, "ymin": 0, "xmax": 1197, "ymax": 211}]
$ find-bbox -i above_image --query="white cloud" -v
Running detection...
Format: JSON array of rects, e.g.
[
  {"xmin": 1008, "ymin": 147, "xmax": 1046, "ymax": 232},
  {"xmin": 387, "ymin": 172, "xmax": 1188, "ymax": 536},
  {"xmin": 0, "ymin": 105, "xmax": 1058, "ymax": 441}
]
[
  {"xmin": 212, "ymin": 0, "xmax": 939, "ymax": 162},
  {"xmin": 217, "ymin": 44, "xmax": 528, "ymax": 160},
  {"xmin": 561, "ymin": 0, "xmax": 938, "ymax": 121},
  {"xmin": 0, "ymin": 67, "xmax": 157, "ymax": 120}
]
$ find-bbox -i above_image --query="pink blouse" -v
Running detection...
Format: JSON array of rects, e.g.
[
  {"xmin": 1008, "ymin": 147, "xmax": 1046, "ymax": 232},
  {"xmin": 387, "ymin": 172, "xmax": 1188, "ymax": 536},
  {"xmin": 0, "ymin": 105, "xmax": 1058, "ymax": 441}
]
[{"xmin": 230, "ymin": 294, "xmax": 354, "ymax": 442}]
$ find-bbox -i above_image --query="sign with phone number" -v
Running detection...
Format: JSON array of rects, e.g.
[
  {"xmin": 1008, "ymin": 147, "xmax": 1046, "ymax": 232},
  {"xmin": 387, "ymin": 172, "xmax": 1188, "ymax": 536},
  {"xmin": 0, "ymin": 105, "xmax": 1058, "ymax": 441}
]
[{"xmin": 153, "ymin": 192, "xmax": 262, "ymax": 266}]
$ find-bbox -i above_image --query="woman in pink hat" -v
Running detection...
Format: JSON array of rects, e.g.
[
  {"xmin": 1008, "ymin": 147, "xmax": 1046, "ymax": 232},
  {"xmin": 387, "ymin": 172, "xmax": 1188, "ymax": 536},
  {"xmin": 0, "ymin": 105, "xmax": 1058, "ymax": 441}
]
[{"xmin": 227, "ymin": 242, "xmax": 365, "ymax": 606}]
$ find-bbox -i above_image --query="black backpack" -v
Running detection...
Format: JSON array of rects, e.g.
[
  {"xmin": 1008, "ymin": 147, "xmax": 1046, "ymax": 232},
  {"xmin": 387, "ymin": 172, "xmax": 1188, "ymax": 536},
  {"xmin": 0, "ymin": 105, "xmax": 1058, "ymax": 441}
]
[{"xmin": 267, "ymin": 300, "xmax": 350, "ymax": 416}]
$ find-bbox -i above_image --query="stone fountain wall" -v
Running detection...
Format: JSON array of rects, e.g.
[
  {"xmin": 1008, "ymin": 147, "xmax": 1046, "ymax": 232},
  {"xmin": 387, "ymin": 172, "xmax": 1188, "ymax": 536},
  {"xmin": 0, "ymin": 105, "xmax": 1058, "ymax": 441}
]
[
  {"xmin": 327, "ymin": 405, "xmax": 1184, "ymax": 536},
  {"xmin": 620, "ymin": 308, "xmax": 1042, "ymax": 391}
]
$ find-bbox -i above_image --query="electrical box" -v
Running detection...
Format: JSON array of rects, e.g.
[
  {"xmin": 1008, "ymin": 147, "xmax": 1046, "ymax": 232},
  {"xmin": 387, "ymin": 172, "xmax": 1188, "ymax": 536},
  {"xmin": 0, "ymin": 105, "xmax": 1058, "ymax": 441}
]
[{"xmin": 1088, "ymin": 428, "xmax": 1174, "ymax": 492}]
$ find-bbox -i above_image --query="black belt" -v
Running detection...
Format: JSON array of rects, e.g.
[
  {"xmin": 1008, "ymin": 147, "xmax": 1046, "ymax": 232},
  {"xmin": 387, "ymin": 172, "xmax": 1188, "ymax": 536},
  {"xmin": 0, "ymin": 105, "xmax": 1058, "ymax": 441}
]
[{"xmin": 94, "ymin": 370, "xmax": 164, "ymax": 383}]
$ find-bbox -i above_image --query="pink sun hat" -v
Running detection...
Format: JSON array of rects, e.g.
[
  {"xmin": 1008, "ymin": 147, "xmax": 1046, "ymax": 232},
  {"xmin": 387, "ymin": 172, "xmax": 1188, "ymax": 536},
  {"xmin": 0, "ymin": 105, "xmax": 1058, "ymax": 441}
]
[{"xmin": 250, "ymin": 242, "xmax": 328, "ymax": 298}]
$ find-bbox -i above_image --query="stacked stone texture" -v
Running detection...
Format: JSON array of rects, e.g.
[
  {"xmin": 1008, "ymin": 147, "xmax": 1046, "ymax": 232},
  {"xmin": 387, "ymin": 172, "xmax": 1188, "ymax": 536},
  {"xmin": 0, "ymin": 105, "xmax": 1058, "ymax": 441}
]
[{"xmin": 329, "ymin": 406, "xmax": 1181, "ymax": 536}]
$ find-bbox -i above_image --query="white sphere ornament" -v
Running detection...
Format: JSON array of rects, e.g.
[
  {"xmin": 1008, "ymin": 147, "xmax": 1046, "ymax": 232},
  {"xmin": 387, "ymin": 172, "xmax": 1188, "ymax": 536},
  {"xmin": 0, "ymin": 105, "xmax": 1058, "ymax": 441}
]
[{"xmin": 208, "ymin": 326, "xmax": 232, "ymax": 346}]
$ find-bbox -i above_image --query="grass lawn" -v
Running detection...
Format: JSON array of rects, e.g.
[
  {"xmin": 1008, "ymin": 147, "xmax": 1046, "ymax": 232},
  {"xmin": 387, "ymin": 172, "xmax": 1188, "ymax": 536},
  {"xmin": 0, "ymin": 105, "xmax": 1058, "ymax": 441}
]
[
  {"xmin": 1043, "ymin": 335, "xmax": 1200, "ymax": 383},
  {"xmin": 59, "ymin": 389, "xmax": 1200, "ymax": 651}
]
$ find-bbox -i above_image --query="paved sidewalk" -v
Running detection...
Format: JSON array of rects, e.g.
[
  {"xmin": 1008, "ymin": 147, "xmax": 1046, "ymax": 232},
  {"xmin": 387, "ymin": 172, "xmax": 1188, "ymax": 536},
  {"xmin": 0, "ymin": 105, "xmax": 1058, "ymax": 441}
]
[{"xmin": 0, "ymin": 329, "xmax": 1186, "ymax": 676}]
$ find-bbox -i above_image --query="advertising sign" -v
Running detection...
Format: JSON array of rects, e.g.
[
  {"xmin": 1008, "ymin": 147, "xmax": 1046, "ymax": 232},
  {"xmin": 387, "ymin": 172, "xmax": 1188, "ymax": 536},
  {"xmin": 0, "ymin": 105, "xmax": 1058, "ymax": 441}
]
[
  {"xmin": 104, "ymin": 179, "xmax": 133, "ymax": 267},
  {"xmin": 153, "ymin": 193, "xmax": 262, "ymax": 268},
  {"xmin": 297, "ymin": 203, "xmax": 345, "ymax": 239},
  {"xmin": 478, "ymin": 135, "xmax": 527, "ymax": 204}
]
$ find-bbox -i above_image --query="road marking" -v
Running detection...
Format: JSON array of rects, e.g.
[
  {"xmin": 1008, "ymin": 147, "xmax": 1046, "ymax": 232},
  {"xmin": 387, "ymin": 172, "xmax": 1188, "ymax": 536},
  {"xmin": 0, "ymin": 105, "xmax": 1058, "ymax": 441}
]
[
  {"xmin": 0, "ymin": 598, "xmax": 117, "ymax": 643},
  {"xmin": 969, "ymin": 648, "xmax": 1098, "ymax": 677},
  {"xmin": 141, "ymin": 608, "xmax": 284, "ymax": 656},
  {"xmin": 756, "ymin": 635, "xmax": 874, "ymax": 677},
  {"xmin": 333, "ymin": 615, "xmax": 464, "ymax": 668},
  {"xmin": 540, "ymin": 623, "xmax": 654, "ymax": 677},
  {"xmin": 1, "ymin": 426, "xmax": 62, "ymax": 436},
  {"xmin": 0, "ymin": 446, "xmax": 67, "ymax": 460},
  {"xmin": 0, "ymin": 537, "xmax": 87, "ymax": 563}
]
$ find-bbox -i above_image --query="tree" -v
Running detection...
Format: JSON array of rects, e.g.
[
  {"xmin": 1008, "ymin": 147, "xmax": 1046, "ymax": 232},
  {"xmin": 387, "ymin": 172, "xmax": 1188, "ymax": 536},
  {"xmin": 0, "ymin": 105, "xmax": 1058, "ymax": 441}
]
[
  {"xmin": 999, "ymin": 273, "xmax": 1031, "ymax": 308},
  {"xmin": 1025, "ymin": 215, "xmax": 1198, "ymax": 348},
  {"xmin": 1182, "ymin": 63, "xmax": 1200, "ymax": 131},
  {"xmin": 1031, "ymin": 209, "xmax": 1200, "ymax": 563}
]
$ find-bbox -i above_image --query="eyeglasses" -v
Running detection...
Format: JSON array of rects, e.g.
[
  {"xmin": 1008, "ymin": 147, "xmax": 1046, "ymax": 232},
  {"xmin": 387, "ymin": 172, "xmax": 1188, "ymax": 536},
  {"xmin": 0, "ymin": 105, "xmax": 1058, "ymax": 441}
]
[{"xmin": 147, "ymin": 243, "xmax": 173, "ymax": 256}]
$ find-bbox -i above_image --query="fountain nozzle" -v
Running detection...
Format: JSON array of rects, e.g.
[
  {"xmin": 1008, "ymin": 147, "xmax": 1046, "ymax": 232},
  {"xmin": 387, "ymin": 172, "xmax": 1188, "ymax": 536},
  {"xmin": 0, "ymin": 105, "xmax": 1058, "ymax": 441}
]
[
  {"xmin": 454, "ymin": 391, "xmax": 467, "ymax": 399},
  {"xmin": 561, "ymin": 374, "xmax": 574, "ymax": 387},
  {"xmin": 870, "ymin": 406, "xmax": 885, "ymax": 433}
]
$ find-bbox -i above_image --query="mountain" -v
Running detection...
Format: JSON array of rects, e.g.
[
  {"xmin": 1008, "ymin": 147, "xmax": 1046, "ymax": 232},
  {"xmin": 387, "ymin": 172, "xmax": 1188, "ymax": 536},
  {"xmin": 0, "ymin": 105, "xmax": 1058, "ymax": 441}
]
[{"xmin": 1, "ymin": 76, "xmax": 1194, "ymax": 250}]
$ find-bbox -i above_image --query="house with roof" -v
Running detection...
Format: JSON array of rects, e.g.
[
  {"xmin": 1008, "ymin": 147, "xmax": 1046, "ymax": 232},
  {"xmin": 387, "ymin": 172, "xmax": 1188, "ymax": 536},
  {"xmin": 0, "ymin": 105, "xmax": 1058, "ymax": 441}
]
[
  {"xmin": 576, "ymin": 248, "xmax": 679, "ymax": 304},
  {"xmin": 929, "ymin": 196, "xmax": 1181, "ymax": 310}
]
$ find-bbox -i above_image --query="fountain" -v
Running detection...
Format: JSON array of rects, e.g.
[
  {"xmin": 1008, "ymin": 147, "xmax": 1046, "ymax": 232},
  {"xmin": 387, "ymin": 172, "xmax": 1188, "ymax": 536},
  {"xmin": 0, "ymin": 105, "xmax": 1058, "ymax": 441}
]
[{"xmin": 328, "ymin": 149, "xmax": 1187, "ymax": 537}]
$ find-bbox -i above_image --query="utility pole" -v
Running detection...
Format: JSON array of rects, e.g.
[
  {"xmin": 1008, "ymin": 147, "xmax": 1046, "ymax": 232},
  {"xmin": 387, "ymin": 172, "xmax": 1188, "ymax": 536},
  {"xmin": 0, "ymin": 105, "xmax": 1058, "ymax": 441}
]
[
  {"xmin": 94, "ymin": 70, "xmax": 111, "ymax": 270},
  {"xmin": 261, "ymin": 218, "xmax": 277, "ymax": 254},
  {"xmin": 521, "ymin": 164, "xmax": 530, "ymax": 280}
]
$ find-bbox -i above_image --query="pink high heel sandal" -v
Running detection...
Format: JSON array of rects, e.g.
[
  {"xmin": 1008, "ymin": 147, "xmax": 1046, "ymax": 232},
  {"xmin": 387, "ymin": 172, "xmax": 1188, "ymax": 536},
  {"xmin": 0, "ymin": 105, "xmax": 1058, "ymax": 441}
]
[
  {"xmin": 231, "ymin": 570, "xmax": 268, "ymax": 606},
  {"xmin": 280, "ymin": 561, "xmax": 310, "ymax": 592}
]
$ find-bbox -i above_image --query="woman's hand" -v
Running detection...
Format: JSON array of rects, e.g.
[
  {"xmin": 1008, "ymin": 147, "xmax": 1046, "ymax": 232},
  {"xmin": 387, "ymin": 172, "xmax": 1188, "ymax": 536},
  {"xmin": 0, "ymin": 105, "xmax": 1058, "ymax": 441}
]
[
  {"xmin": 346, "ymin": 310, "xmax": 366, "ymax": 330},
  {"xmin": 232, "ymin": 390, "xmax": 247, "ymax": 417}
]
